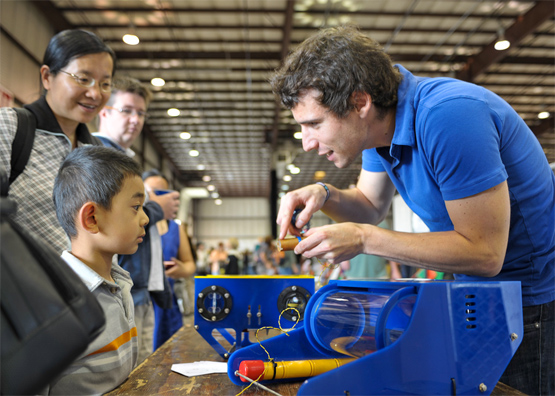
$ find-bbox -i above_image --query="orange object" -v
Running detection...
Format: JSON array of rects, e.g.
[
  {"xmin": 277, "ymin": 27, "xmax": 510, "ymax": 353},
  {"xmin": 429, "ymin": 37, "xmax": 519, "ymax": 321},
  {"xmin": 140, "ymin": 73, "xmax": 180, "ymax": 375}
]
[{"xmin": 277, "ymin": 237, "xmax": 303, "ymax": 251}]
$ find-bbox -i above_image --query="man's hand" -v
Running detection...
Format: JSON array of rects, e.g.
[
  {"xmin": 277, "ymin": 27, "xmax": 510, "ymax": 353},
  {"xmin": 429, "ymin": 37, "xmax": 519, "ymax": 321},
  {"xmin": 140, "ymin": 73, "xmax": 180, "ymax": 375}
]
[
  {"xmin": 293, "ymin": 222, "xmax": 369, "ymax": 264},
  {"xmin": 276, "ymin": 184, "xmax": 329, "ymax": 239},
  {"xmin": 149, "ymin": 190, "xmax": 180, "ymax": 220}
]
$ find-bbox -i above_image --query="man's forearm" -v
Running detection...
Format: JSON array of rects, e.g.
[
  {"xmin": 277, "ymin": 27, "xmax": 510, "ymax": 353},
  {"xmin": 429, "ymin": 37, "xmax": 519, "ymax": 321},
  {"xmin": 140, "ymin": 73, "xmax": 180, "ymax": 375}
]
[{"xmin": 363, "ymin": 226, "xmax": 505, "ymax": 277}]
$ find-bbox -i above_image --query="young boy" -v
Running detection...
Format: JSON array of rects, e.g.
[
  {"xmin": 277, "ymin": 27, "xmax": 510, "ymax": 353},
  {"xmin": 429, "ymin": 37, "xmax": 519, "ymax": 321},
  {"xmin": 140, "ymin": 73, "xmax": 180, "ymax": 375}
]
[{"xmin": 50, "ymin": 146, "xmax": 149, "ymax": 395}]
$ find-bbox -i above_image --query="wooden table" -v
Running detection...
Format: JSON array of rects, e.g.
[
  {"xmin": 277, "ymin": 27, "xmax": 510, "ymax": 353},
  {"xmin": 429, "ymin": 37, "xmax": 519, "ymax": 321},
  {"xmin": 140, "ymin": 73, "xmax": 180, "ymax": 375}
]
[{"xmin": 106, "ymin": 324, "xmax": 526, "ymax": 396}]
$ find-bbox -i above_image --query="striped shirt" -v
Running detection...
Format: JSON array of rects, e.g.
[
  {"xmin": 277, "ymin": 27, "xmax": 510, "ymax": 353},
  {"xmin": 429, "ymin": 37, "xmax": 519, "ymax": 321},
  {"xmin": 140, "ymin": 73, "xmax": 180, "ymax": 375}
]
[
  {"xmin": 0, "ymin": 96, "xmax": 99, "ymax": 254},
  {"xmin": 47, "ymin": 251, "xmax": 138, "ymax": 395}
]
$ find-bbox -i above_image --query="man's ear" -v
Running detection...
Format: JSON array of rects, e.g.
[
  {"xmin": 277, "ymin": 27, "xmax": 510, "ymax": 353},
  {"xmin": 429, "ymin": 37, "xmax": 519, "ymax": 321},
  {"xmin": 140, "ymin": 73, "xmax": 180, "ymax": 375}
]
[
  {"xmin": 98, "ymin": 106, "xmax": 109, "ymax": 119},
  {"xmin": 351, "ymin": 91, "xmax": 372, "ymax": 117},
  {"xmin": 78, "ymin": 202, "xmax": 100, "ymax": 234}
]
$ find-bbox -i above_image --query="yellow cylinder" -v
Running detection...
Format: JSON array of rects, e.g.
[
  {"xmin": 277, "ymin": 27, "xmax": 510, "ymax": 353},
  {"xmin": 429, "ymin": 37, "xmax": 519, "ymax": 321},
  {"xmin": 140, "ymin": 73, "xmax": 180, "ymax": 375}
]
[{"xmin": 262, "ymin": 358, "xmax": 356, "ymax": 380}]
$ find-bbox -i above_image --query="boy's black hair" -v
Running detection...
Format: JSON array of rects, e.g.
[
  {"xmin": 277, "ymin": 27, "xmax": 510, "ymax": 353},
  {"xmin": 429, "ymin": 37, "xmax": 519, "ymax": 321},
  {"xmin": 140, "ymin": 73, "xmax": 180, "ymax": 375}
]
[{"xmin": 53, "ymin": 146, "xmax": 142, "ymax": 238}]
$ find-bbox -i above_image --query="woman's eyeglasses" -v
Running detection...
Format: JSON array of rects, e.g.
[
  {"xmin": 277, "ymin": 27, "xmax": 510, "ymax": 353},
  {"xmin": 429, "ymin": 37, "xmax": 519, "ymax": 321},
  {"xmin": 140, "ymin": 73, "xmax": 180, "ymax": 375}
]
[
  {"xmin": 105, "ymin": 106, "xmax": 149, "ymax": 120},
  {"xmin": 59, "ymin": 70, "xmax": 112, "ymax": 93}
]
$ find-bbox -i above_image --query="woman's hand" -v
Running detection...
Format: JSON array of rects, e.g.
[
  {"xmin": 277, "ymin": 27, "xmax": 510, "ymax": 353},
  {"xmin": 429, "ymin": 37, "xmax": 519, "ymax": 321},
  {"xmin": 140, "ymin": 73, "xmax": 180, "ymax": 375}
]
[{"xmin": 165, "ymin": 257, "xmax": 195, "ymax": 278}]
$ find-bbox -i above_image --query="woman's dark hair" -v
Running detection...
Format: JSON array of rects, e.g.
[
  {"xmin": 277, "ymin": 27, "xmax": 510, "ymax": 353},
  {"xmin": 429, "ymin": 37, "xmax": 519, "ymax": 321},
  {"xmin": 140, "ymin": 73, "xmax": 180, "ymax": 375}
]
[
  {"xmin": 270, "ymin": 24, "xmax": 401, "ymax": 119},
  {"xmin": 43, "ymin": 29, "xmax": 117, "ymax": 76}
]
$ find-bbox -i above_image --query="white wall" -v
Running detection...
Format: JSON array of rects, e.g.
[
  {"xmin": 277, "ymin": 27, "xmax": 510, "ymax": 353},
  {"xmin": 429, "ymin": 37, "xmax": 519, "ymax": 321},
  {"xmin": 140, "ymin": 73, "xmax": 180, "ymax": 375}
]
[
  {"xmin": 192, "ymin": 197, "xmax": 336, "ymax": 252},
  {"xmin": 0, "ymin": 1, "xmax": 54, "ymax": 104},
  {"xmin": 193, "ymin": 197, "xmax": 271, "ymax": 251}
]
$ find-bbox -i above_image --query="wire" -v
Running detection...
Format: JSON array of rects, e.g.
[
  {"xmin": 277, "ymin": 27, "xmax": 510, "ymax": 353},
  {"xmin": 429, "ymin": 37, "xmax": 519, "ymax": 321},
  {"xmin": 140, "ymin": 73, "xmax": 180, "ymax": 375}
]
[{"xmin": 235, "ymin": 371, "xmax": 283, "ymax": 396}]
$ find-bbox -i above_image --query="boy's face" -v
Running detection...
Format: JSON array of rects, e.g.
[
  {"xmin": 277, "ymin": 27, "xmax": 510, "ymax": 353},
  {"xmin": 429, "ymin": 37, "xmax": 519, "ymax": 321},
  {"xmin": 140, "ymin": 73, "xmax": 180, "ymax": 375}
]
[{"xmin": 97, "ymin": 175, "xmax": 149, "ymax": 255}]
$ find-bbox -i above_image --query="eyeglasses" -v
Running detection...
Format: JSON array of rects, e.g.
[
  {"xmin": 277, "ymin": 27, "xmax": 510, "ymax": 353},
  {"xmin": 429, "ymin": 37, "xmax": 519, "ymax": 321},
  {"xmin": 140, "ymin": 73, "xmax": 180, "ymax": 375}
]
[
  {"xmin": 105, "ymin": 106, "xmax": 149, "ymax": 120},
  {"xmin": 59, "ymin": 70, "xmax": 112, "ymax": 93}
]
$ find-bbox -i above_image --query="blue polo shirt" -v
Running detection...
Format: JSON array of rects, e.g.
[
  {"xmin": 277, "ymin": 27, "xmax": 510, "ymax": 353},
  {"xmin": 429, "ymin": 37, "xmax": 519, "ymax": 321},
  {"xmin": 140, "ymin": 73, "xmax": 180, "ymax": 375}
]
[{"xmin": 363, "ymin": 65, "xmax": 554, "ymax": 306}]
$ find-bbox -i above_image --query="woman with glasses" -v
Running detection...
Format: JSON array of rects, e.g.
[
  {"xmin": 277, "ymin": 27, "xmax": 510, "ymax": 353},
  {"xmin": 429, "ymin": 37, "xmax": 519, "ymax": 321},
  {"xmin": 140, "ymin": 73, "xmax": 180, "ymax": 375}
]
[{"xmin": 0, "ymin": 29, "xmax": 116, "ymax": 253}]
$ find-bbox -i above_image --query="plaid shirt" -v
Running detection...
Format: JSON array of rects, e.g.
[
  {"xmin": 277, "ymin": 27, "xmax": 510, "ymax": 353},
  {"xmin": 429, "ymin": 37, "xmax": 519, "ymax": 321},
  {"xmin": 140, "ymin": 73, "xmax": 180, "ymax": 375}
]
[{"xmin": 0, "ymin": 96, "xmax": 99, "ymax": 254}]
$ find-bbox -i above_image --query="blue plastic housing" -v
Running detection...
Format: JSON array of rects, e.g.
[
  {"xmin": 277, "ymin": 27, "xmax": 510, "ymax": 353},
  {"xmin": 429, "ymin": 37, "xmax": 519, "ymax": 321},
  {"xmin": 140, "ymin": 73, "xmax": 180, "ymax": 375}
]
[{"xmin": 228, "ymin": 280, "xmax": 523, "ymax": 395}]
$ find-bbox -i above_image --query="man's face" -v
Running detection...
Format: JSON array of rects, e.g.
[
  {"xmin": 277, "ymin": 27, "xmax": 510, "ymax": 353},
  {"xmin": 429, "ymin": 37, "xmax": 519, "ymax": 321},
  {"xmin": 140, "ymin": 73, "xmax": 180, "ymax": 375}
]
[
  {"xmin": 99, "ymin": 91, "xmax": 147, "ymax": 149},
  {"xmin": 291, "ymin": 89, "xmax": 367, "ymax": 169}
]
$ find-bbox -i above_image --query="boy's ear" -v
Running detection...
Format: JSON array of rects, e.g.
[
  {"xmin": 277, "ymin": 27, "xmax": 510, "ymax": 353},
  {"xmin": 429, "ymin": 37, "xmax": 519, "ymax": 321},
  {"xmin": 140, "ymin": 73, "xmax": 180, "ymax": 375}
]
[{"xmin": 78, "ymin": 202, "xmax": 100, "ymax": 234}]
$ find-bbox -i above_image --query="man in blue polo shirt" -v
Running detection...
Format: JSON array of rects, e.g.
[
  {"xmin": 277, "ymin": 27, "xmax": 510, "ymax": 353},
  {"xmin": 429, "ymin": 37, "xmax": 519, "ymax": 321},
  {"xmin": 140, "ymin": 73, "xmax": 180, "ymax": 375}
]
[{"xmin": 272, "ymin": 25, "xmax": 554, "ymax": 395}]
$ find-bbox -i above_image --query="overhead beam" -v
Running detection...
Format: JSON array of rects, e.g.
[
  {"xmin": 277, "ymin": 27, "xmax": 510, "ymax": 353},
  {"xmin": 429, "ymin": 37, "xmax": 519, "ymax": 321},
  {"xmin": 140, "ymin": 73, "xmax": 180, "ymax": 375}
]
[
  {"xmin": 457, "ymin": 1, "xmax": 555, "ymax": 82},
  {"xmin": 114, "ymin": 50, "xmax": 553, "ymax": 65},
  {"xmin": 72, "ymin": 23, "xmax": 555, "ymax": 37},
  {"xmin": 270, "ymin": 0, "xmax": 295, "ymax": 150},
  {"xmin": 57, "ymin": 6, "xmax": 530, "ymax": 20},
  {"xmin": 532, "ymin": 117, "xmax": 554, "ymax": 137},
  {"xmin": 30, "ymin": 0, "xmax": 73, "ymax": 31}
]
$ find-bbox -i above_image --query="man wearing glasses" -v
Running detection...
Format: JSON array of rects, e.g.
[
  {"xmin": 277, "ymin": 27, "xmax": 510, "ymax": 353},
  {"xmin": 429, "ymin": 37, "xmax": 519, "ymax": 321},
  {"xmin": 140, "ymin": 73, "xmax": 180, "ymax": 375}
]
[{"xmin": 95, "ymin": 76, "xmax": 179, "ymax": 363}]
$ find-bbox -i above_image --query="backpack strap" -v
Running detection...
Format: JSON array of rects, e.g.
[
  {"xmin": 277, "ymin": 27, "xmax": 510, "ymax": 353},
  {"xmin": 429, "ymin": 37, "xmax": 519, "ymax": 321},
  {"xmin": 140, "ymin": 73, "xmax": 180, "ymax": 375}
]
[{"xmin": 9, "ymin": 108, "xmax": 36, "ymax": 185}]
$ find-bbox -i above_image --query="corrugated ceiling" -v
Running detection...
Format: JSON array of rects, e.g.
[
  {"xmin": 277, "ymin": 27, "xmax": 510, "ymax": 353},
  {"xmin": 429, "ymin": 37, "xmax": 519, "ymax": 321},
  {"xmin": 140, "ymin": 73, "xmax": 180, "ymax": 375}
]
[{"xmin": 31, "ymin": 0, "xmax": 555, "ymax": 199}]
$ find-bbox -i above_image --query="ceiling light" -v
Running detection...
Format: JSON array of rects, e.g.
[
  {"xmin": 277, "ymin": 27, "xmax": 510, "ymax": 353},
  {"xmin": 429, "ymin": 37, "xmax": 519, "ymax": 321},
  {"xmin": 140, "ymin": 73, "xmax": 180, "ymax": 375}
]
[
  {"xmin": 167, "ymin": 108, "xmax": 180, "ymax": 117},
  {"xmin": 197, "ymin": 164, "xmax": 206, "ymax": 170},
  {"xmin": 202, "ymin": 175, "xmax": 211, "ymax": 182},
  {"xmin": 538, "ymin": 111, "xmax": 550, "ymax": 119},
  {"xmin": 122, "ymin": 33, "xmax": 139, "ymax": 46},
  {"xmin": 207, "ymin": 185, "xmax": 216, "ymax": 191},
  {"xmin": 215, "ymin": 199, "xmax": 223, "ymax": 205},
  {"xmin": 211, "ymin": 192, "xmax": 220, "ymax": 198},
  {"xmin": 151, "ymin": 77, "xmax": 165, "ymax": 87},
  {"xmin": 290, "ymin": 167, "xmax": 301, "ymax": 175},
  {"xmin": 294, "ymin": 132, "xmax": 302, "ymax": 139},
  {"xmin": 494, "ymin": 38, "xmax": 510, "ymax": 51},
  {"xmin": 494, "ymin": 27, "xmax": 510, "ymax": 51},
  {"xmin": 281, "ymin": 185, "xmax": 290, "ymax": 191},
  {"xmin": 286, "ymin": 164, "xmax": 296, "ymax": 170},
  {"xmin": 179, "ymin": 132, "xmax": 191, "ymax": 140},
  {"xmin": 189, "ymin": 149, "xmax": 199, "ymax": 157},
  {"xmin": 283, "ymin": 175, "xmax": 292, "ymax": 182},
  {"xmin": 314, "ymin": 170, "xmax": 326, "ymax": 180}
]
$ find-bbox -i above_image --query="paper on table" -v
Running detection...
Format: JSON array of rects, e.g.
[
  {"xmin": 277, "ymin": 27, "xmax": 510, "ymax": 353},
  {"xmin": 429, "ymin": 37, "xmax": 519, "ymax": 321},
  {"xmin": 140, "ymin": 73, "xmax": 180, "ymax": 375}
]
[{"xmin": 171, "ymin": 361, "xmax": 228, "ymax": 377}]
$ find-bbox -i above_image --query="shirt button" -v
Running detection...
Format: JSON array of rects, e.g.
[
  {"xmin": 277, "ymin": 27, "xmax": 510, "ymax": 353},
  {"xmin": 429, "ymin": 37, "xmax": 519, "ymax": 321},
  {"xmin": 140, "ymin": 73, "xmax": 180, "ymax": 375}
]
[
  {"xmin": 110, "ymin": 287, "xmax": 118, "ymax": 294},
  {"xmin": 534, "ymin": 322, "xmax": 540, "ymax": 329}
]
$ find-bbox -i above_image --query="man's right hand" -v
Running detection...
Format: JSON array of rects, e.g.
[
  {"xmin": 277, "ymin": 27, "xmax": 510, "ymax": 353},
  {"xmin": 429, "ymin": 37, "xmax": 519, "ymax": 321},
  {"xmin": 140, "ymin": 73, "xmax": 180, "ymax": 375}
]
[
  {"xmin": 276, "ymin": 184, "xmax": 329, "ymax": 240},
  {"xmin": 149, "ymin": 190, "xmax": 180, "ymax": 220}
]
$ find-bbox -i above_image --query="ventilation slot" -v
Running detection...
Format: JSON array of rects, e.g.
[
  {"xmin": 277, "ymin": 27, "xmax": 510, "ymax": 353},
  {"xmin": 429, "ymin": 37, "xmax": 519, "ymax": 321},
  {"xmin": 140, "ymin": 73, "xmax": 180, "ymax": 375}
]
[{"xmin": 464, "ymin": 294, "xmax": 477, "ymax": 329}]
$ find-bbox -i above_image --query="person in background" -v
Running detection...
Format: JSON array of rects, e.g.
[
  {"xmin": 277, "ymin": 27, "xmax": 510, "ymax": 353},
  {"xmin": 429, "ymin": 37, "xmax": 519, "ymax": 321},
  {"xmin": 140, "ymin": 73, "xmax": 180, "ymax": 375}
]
[
  {"xmin": 225, "ymin": 237, "xmax": 241, "ymax": 275},
  {"xmin": 51, "ymin": 146, "xmax": 146, "ymax": 394},
  {"xmin": 195, "ymin": 242, "xmax": 209, "ymax": 275},
  {"xmin": 210, "ymin": 241, "xmax": 228, "ymax": 275},
  {"xmin": 344, "ymin": 220, "xmax": 390, "ymax": 279},
  {"xmin": 273, "ymin": 25, "xmax": 554, "ymax": 395},
  {"xmin": 95, "ymin": 76, "xmax": 180, "ymax": 362},
  {"xmin": 0, "ymin": 29, "xmax": 115, "ymax": 254},
  {"xmin": 255, "ymin": 235, "xmax": 276, "ymax": 275},
  {"xmin": 142, "ymin": 169, "xmax": 196, "ymax": 350}
]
